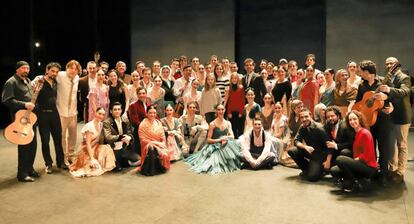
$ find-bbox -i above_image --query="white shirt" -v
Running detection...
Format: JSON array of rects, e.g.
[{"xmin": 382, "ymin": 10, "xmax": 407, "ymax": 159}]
[
  {"xmin": 114, "ymin": 117, "xmax": 124, "ymax": 150},
  {"xmin": 173, "ymin": 76, "xmax": 194, "ymax": 98},
  {"xmin": 56, "ymin": 71, "xmax": 79, "ymax": 117},
  {"xmin": 242, "ymin": 129, "xmax": 274, "ymax": 164},
  {"xmin": 88, "ymin": 76, "xmax": 97, "ymax": 89},
  {"xmin": 246, "ymin": 72, "xmax": 255, "ymax": 87}
]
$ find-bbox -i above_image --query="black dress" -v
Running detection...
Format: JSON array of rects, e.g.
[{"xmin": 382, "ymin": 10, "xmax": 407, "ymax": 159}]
[
  {"xmin": 161, "ymin": 79, "xmax": 175, "ymax": 105},
  {"xmin": 109, "ymin": 85, "xmax": 126, "ymax": 112}
]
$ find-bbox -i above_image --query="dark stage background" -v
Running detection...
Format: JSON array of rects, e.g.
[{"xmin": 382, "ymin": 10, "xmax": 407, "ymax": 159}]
[{"xmin": 1, "ymin": 0, "xmax": 414, "ymax": 127}]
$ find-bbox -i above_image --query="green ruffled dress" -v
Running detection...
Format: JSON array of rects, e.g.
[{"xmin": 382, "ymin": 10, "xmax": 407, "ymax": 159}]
[{"xmin": 185, "ymin": 127, "xmax": 241, "ymax": 174}]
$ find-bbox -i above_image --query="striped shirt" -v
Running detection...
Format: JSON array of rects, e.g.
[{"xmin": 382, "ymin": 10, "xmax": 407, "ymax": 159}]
[{"xmin": 216, "ymin": 76, "xmax": 229, "ymax": 100}]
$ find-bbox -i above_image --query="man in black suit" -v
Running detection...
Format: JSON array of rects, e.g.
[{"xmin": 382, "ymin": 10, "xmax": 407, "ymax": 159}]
[
  {"xmin": 78, "ymin": 61, "xmax": 97, "ymax": 122},
  {"xmin": 378, "ymin": 57, "xmax": 411, "ymax": 183},
  {"xmin": 241, "ymin": 58, "xmax": 267, "ymax": 106},
  {"xmin": 103, "ymin": 102, "xmax": 140, "ymax": 171},
  {"xmin": 323, "ymin": 106, "xmax": 354, "ymax": 171}
]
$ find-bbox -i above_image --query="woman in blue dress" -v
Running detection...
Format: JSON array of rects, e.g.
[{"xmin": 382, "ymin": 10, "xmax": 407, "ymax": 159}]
[{"xmin": 186, "ymin": 104, "xmax": 242, "ymax": 174}]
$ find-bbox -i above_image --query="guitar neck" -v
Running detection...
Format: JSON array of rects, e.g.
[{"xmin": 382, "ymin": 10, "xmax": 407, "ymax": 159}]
[{"xmin": 25, "ymin": 78, "xmax": 44, "ymax": 114}]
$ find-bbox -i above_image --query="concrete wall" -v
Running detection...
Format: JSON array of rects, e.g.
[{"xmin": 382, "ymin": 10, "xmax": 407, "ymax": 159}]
[
  {"xmin": 326, "ymin": 0, "xmax": 414, "ymax": 74},
  {"xmin": 130, "ymin": 0, "xmax": 235, "ymax": 67},
  {"xmin": 237, "ymin": 0, "xmax": 326, "ymax": 70}
]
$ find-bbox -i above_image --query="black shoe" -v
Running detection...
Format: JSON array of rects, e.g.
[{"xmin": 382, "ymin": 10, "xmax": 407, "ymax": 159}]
[
  {"xmin": 45, "ymin": 166, "xmax": 53, "ymax": 174},
  {"xmin": 18, "ymin": 176, "xmax": 35, "ymax": 182},
  {"xmin": 58, "ymin": 163, "xmax": 69, "ymax": 170},
  {"xmin": 334, "ymin": 178, "xmax": 344, "ymax": 187},
  {"xmin": 265, "ymin": 163, "xmax": 273, "ymax": 170},
  {"xmin": 29, "ymin": 170, "xmax": 41, "ymax": 178},
  {"xmin": 343, "ymin": 180, "xmax": 363, "ymax": 193},
  {"xmin": 113, "ymin": 166, "xmax": 123, "ymax": 172},
  {"xmin": 380, "ymin": 176, "xmax": 389, "ymax": 188}
]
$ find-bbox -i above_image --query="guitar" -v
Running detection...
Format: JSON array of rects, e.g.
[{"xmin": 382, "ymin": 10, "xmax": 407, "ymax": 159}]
[
  {"xmin": 4, "ymin": 78, "xmax": 44, "ymax": 145},
  {"xmin": 351, "ymin": 63, "xmax": 399, "ymax": 126},
  {"xmin": 352, "ymin": 91, "xmax": 384, "ymax": 127}
]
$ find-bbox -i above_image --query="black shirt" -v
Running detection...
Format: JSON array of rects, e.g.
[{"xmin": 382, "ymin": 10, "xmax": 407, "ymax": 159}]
[
  {"xmin": 272, "ymin": 80, "xmax": 292, "ymax": 103},
  {"xmin": 356, "ymin": 78, "xmax": 390, "ymax": 107},
  {"xmin": 36, "ymin": 77, "xmax": 58, "ymax": 111},
  {"xmin": 1, "ymin": 74, "xmax": 34, "ymax": 118},
  {"xmin": 294, "ymin": 121, "xmax": 328, "ymax": 153}
]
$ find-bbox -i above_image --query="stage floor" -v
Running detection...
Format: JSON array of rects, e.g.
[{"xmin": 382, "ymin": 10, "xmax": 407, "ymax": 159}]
[{"xmin": 0, "ymin": 125, "xmax": 413, "ymax": 224}]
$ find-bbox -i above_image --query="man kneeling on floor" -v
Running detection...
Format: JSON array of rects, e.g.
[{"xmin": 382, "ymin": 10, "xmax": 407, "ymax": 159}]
[
  {"xmin": 241, "ymin": 118, "xmax": 277, "ymax": 170},
  {"xmin": 288, "ymin": 108, "xmax": 329, "ymax": 181},
  {"xmin": 103, "ymin": 102, "xmax": 140, "ymax": 171}
]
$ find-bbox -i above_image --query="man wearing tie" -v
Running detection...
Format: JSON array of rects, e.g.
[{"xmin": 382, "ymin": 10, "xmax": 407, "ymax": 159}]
[
  {"xmin": 323, "ymin": 106, "xmax": 354, "ymax": 171},
  {"xmin": 242, "ymin": 58, "xmax": 267, "ymax": 106}
]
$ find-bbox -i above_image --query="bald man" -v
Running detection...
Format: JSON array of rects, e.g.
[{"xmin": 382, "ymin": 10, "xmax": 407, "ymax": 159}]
[{"xmin": 378, "ymin": 57, "xmax": 411, "ymax": 183}]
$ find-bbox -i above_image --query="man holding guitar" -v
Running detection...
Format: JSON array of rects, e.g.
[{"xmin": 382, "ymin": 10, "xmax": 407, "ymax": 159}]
[
  {"xmin": 378, "ymin": 57, "xmax": 411, "ymax": 184},
  {"xmin": 2, "ymin": 61, "xmax": 40, "ymax": 182},
  {"xmin": 356, "ymin": 60, "xmax": 394, "ymax": 187}
]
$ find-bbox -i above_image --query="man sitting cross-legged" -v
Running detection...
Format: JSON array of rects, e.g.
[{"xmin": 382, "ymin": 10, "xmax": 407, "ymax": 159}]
[{"xmin": 241, "ymin": 118, "xmax": 277, "ymax": 170}]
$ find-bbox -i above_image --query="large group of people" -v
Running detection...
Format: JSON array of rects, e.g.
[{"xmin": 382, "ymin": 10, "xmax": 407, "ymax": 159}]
[{"xmin": 1, "ymin": 54, "xmax": 412, "ymax": 193}]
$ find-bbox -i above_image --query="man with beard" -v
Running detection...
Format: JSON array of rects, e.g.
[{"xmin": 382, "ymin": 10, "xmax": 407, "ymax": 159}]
[
  {"xmin": 2, "ymin": 61, "xmax": 40, "ymax": 182},
  {"xmin": 378, "ymin": 57, "xmax": 411, "ymax": 183},
  {"xmin": 323, "ymin": 106, "xmax": 354, "ymax": 171},
  {"xmin": 288, "ymin": 108, "xmax": 329, "ymax": 181},
  {"xmin": 32, "ymin": 62, "xmax": 68, "ymax": 174}
]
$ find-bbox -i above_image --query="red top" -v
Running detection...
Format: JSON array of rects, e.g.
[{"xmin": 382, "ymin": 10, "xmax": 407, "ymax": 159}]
[
  {"xmin": 299, "ymin": 78, "xmax": 319, "ymax": 114},
  {"xmin": 128, "ymin": 100, "xmax": 151, "ymax": 126},
  {"xmin": 226, "ymin": 87, "xmax": 245, "ymax": 116},
  {"xmin": 353, "ymin": 128, "xmax": 378, "ymax": 169}
]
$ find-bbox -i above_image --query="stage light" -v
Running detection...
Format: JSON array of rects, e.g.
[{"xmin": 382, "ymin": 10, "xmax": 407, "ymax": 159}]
[
  {"xmin": 38, "ymin": 62, "xmax": 41, "ymax": 66},
  {"xmin": 35, "ymin": 42, "xmax": 40, "ymax": 48}
]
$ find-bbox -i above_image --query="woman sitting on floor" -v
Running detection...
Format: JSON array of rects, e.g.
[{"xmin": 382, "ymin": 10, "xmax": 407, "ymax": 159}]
[
  {"xmin": 138, "ymin": 105, "xmax": 171, "ymax": 176},
  {"xmin": 186, "ymin": 104, "xmax": 242, "ymax": 174},
  {"xmin": 161, "ymin": 104, "xmax": 188, "ymax": 161},
  {"xmin": 70, "ymin": 107, "xmax": 116, "ymax": 177}
]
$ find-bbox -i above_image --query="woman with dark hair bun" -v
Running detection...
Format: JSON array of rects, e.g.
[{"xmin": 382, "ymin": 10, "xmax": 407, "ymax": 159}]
[
  {"xmin": 161, "ymin": 104, "xmax": 187, "ymax": 161},
  {"xmin": 70, "ymin": 107, "xmax": 115, "ymax": 177},
  {"xmin": 138, "ymin": 105, "xmax": 171, "ymax": 176},
  {"xmin": 108, "ymin": 69, "xmax": 129, "ymax": 117},
  {"xmin": 186, "ymin": 104, "xmax": 242, "ymax": 174}
]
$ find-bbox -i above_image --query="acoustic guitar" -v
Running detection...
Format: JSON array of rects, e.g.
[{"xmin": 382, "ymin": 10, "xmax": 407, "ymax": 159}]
[
  {"xmin": 4, "ymin": 78, "xmax": 44, "ymax": 145},
  {"xmin": 352, "ymin": 91, "xmax": 384, "ymax": 127},
  {"xmin": 351, "ymin": 63, "xmax": 399, "ymax": 127}
]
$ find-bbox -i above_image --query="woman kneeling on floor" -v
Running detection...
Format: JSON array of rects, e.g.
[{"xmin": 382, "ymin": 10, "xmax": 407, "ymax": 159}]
[{"xmin": 330, "ymin": 110, "xmax": 378, "ymax": 192}]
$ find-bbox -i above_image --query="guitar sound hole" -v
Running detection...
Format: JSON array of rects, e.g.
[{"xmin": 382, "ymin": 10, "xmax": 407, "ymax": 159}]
[
  {"xmin": 366, "ymin": 99, "xmax": 374, "ymax": 108},
  {"xmin": 20, "ymin": 117, "xmax": 29, "ymax": 125}
]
